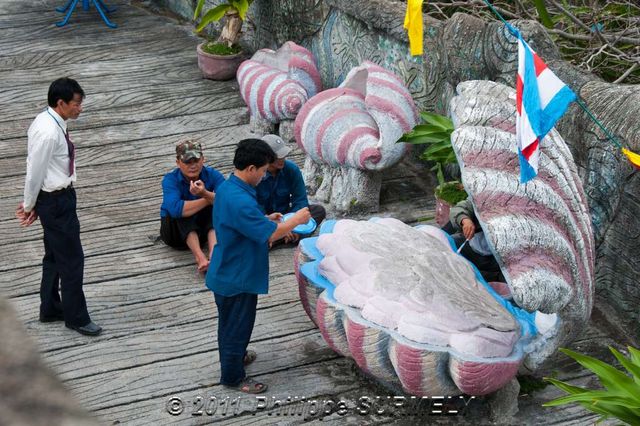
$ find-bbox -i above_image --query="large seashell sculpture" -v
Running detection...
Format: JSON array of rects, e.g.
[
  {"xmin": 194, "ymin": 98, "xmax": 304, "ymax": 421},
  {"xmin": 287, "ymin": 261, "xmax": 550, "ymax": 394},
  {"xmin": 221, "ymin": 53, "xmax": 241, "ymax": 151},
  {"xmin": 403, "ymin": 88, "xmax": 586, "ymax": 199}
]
[
  {"xmin": 294, "ymin": 61, "xmax": 418, "ymax": 213},
  {"xmin": 236, "ymin": 41, "xmax": 321, "ymax": 141},
  {"xmin": 294, "ymin": 80, "xmax": 595, "ymax": 401},
  {"xmin": 295, "ymin": 218, "xmax": 537, "ymax": 396}
]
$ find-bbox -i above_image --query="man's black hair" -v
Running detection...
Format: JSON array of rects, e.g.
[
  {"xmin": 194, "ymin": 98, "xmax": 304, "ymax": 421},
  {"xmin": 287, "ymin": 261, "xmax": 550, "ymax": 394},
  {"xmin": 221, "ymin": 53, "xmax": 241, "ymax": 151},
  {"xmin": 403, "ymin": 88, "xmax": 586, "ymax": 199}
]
[
  {"xmin": 233, "ymin": 139, "xmax": 276, "ymax": 170},
  {"xmin": 48, "ymin": 77, "xmax": 85, "ymax": 108}
]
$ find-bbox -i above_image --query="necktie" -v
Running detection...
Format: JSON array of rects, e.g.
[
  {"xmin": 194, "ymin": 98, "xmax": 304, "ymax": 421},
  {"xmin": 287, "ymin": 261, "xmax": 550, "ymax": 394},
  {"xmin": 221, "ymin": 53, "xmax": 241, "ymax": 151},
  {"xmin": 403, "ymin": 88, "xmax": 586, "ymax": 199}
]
[{"xmin": 64, "ymin": 130, "xmax": 75, "ymax": 176}]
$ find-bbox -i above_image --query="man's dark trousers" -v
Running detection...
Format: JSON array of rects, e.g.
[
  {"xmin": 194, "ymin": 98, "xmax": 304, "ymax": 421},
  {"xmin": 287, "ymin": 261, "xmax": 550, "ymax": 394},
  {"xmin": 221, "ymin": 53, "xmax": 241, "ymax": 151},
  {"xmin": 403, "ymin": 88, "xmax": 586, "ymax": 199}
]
[
  {"xmin": 160, "ymin": 206, "xmax": 213, "ymax": 248},
  {"xmin": 214, "ymin": 292, "xmax": 257, "ymax": 386},
  {"xmin": 35, "ymin": 187, "xmax": 90, "ymax": 327}
]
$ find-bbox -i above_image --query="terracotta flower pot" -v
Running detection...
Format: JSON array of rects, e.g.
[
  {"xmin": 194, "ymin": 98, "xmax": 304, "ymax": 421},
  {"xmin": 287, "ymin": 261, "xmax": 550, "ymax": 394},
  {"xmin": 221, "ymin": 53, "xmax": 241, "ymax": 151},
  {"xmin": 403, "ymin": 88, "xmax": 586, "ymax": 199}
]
[{"xmin": 196, "ymin": 43, "xmax": 244, "ymax": 80}]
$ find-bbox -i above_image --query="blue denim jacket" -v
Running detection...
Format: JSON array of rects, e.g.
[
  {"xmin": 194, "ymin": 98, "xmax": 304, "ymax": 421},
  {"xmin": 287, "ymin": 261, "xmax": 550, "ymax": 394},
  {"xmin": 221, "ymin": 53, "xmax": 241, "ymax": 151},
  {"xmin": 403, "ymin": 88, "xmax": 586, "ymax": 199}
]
[
  {"xmin": 160, "ymin": 166, "xmax": 225, "ymax": 218},
  {"xmin": 256, "ymin": 160, "xmax": 308, "ymax": 214}
]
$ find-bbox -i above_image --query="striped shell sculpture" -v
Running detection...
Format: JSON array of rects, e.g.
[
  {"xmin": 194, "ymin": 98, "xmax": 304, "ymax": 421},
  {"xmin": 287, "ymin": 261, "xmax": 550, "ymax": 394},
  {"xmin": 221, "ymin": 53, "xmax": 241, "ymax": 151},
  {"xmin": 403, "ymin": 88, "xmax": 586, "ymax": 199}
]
[
  {"xmin": 294, "ymin": 61, "xmax": 418, "ymax": 171},
  {"xmin": 294, "ymin": 80, "xmax": 595, "ymax": 397},
  {"xmin": 236, "ymin": 41, "xmax": 321, "ymax": 124}
]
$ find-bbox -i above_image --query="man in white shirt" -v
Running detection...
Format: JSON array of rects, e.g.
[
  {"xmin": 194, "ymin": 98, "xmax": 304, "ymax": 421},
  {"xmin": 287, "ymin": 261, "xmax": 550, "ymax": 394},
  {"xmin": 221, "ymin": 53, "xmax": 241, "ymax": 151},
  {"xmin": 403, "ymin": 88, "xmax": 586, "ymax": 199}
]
[{"xmin": 15, "ymin": 77, "xmax": 102, "ymax": 336}]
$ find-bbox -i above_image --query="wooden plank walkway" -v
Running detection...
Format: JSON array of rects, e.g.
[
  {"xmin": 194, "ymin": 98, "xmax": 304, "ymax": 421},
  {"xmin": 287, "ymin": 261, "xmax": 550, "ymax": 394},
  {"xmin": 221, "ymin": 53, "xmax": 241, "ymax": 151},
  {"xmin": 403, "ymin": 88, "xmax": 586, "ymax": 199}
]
[{"xmin": 0, "ymin": 1, "xmax": 624, "ymax": 425}]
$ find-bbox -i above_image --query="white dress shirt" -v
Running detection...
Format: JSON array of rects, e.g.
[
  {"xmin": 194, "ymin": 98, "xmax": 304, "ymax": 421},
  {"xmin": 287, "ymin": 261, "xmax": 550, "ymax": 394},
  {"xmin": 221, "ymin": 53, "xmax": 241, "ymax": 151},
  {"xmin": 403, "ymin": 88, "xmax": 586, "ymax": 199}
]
[{"xmin": 23, "ymin": 107, "xmax": 76, "ymax": 212}]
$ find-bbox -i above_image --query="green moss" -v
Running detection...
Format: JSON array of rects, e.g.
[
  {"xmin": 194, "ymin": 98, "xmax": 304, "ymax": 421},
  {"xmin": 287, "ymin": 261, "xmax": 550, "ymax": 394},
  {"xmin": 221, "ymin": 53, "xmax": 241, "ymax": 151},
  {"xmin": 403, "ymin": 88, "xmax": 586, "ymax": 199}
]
[
  {"xmin": 202, "ymin": 42, "xmax": 242, "ymax": 55},
  {"xmin": 435, "ymin": 181, "xmax": 467, "ymax": 205}
]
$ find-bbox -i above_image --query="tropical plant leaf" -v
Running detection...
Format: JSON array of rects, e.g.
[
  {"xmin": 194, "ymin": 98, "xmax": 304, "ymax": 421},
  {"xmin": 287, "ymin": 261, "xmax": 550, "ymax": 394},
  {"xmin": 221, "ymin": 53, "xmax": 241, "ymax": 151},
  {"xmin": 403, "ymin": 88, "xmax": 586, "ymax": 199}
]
[
  {"xmin": 545, "ymin": 391, "xmax": 640, "ymax": 408},
  {"xmin": 579, "ymin": 402, "xmax": 639, "ymax": 426},
  {"xmin": 406, "ymin": 125, "xmax": 450, "ymax": 136},
  {"xmin": 399, "ymin": 133, "xmax": 451, "ymax": 147},
  {"xmin": 544, "ymin": 347, "xmax": 640, "ymax": 425},
  {"xmin": 628, "ymin": 346, "xmax": 640, "ymax": 368},
  {"xmin": 610, "ymin": 346, "xmax": 640, "ymax": 387},
  {"xmin": 593, "ymin": 404, "xmax": 640, "ymax": 425},
  {"xmin": 546, "ymin": 393, "xmax": 640, "ymax": 424},
  {"xmin": 435, "ymin": 163, "xmax": 445, "ymax": 186},
  {"xmin": 194, "ymin": 0, "xmax": 206, "ymax": 19},
  {"xmin": 422, "ymin": 143, "xmax": 451, "ymax": 158},
  {"xmin": 195, "ymin": 4, "xmax": 231, "ymax": 32},
  {"xmin": 420, "ymin": 111, "xmax": 453, "ymax": 130},
  {"xmin": 400, "ymin": 127, "xmax": 451, "ymax": 143},
  {"xmin": 420, "ymin": 150, "xmax": 453, "ymax": 164},
  {"xmin": 559, "ymin": 348, "xmax": 636, "ymax": 394},
  {"xmin": 231, "ymin": 0, "xmax": 249, "ymax": 20},
  {"xmin": 532, "ymin": 0, "xmax": 554, "ymax": 28},
  {"xmin": 543, "ymin": 377, "xmax": 589, "ymax": 395}
]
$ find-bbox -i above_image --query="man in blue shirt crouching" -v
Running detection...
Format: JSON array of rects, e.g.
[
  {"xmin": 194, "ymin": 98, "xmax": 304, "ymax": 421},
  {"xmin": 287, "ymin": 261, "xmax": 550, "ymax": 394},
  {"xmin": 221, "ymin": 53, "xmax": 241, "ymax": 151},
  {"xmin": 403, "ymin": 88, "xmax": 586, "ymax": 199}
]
[
  {"xmin": 160, "ymin": 140, "xmax": 225, "ymax": 273},
  {"xmin": 206, "ymin": 138, "xmax": 311, "ymax": 394},
  {"xmin": 257, "ymin": 134, "xmax": 326, "ymax": 245}
]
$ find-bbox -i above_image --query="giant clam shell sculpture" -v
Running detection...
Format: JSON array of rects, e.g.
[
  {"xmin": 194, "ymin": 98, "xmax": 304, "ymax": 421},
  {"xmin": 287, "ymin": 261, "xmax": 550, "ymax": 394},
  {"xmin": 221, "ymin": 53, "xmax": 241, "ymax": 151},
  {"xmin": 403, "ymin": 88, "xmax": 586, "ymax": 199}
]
[
  {"xmin": 294, "ymin": 61, "xmax": 418, "ymax": 170},
  {"xmin": 237, "ymin": 41, "xmax": 322, "ymax": 123},
  {"xmin": 294, "ymin": 80, "xmax": 594, "ymax": 396},
  {"xmin": 450, "ymin": 80, "xmax": 595, "ymax": 371},
  {"xmin": 295, "ymin": 218, "xmax": 535, "ymax": 396}
]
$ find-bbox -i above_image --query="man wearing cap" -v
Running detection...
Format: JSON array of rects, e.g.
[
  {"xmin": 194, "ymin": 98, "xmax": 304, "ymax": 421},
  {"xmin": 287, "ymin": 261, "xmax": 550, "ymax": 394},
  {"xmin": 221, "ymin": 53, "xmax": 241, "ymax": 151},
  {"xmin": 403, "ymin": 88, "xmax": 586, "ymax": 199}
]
[
  {"xmin": 160, "ymin": 140, "xmax": 225, "ymax": 273},
  {"xmin": 257, "ymin": 135, "xmax": 326, "ymax": 244},
  {"xmin": 15, "ymin": 77, "xmax": 102, "ymax": 336}
]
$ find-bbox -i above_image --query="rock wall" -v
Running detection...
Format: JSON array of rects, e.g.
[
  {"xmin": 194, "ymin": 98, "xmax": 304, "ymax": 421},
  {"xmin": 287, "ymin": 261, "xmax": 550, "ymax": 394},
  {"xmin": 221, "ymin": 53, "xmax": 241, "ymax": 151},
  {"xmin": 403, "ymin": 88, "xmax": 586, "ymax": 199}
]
[{"xmin": 153, "ymin": 0, "xmax": 640, "ymax": 343}]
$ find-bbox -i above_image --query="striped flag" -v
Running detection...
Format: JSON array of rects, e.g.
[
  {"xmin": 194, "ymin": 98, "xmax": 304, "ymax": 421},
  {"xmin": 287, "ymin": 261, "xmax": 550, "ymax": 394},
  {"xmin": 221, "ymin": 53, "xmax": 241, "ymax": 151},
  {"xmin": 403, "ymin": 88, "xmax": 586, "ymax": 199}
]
[{"xmin": 516, "ymin": 35, "xmax": 576, "ymax": 183}]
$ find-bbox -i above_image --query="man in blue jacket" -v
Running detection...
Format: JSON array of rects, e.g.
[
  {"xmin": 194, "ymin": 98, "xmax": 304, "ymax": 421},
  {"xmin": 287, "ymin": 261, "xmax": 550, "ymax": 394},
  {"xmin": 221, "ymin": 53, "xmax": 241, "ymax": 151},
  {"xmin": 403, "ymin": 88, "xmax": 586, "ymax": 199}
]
[
  {"xmin": 256, "ymin": 134, "xmax": 326, "ymax": 244},
  {"xmin": 160, "ymin": 140, "xmax": 225, "ymax": 273},
  {"xmin": 206, "ymin": 138, "xmax": 311, "ymax": 393}
]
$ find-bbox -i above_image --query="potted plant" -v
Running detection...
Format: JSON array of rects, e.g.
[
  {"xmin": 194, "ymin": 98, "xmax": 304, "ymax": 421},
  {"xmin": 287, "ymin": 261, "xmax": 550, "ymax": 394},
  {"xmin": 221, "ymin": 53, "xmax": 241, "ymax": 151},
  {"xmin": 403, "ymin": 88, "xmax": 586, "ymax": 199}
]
[
  {"xmin": 399, "ymin": 111, "xmax": 467, "ymax": 226},
  {"xmin": 193, "ymin": 0, "xmax": 252, "ymax": 80}
]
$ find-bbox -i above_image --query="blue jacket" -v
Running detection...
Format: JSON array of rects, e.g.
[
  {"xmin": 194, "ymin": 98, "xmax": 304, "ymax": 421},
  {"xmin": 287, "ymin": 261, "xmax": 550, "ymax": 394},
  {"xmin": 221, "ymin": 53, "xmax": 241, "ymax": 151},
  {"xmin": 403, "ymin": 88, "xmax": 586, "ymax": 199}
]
[
  {"xmin": 206, "ymin": 174, "xmax": 277, "ymax": 296},
  {"xmin": 160, "ymin": 166, "xmax": 225, "ymax": 218},
  {"xmin": 256, "ymin": 160, "xmax": 308, "ymax": 215}
]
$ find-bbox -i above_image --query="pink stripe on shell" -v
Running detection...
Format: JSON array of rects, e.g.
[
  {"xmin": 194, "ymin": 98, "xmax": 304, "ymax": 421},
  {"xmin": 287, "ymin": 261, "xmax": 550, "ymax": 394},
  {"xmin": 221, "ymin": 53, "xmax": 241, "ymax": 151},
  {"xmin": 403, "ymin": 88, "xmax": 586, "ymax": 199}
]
[
  {"xmin": 337, "ymin": 126, "xmax": 380, "ymax": 164},
  {"xmin": 256, "ymin": 72, "xmax": 280, "ymax": 119}
]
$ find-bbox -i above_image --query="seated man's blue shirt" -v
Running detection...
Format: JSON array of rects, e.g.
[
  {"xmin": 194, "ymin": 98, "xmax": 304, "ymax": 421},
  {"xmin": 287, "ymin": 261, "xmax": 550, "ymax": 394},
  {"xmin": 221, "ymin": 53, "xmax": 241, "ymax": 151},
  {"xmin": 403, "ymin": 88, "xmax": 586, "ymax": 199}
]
[
  {"xmin": 160, "ymin": 165, "xmax": 225, "ymax": 218},
  {"xmin": 206, "ymin": 174, "xmax": 277, "ymax": 296},
  {"xmin": 256, "ymin": 160, "xmax": 308, "ymax": 215}
]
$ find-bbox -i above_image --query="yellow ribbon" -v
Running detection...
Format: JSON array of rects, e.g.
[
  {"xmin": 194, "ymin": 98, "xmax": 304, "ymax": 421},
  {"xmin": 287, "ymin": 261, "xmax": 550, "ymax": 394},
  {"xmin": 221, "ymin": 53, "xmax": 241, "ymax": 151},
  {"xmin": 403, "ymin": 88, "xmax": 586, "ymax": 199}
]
[
  {"xmin": 404, "ymin": 0, "xmax": 424, "ymax": 56},
  {"xmin": 622, "ymin": 148, "xmax": 640, "ymax": 169}
]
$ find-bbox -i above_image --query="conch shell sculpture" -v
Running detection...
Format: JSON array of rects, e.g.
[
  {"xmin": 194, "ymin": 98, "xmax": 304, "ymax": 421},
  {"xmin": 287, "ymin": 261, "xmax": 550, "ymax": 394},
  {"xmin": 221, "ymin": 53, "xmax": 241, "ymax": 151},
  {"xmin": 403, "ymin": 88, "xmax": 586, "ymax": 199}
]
[
  {"xmin": 296, "ymin": 61, "xmax": 418, "ymax": 212},
  {"xmin": 294, "ymin": 80, "xmax": 595, "ymax": 397},
  {"xmin": 295, "ymin": 61, "xmax": 417, "ymax": 170},
  {"xmin": 237, "ymin": 41, "xmax": 321, "ymax": 124}
]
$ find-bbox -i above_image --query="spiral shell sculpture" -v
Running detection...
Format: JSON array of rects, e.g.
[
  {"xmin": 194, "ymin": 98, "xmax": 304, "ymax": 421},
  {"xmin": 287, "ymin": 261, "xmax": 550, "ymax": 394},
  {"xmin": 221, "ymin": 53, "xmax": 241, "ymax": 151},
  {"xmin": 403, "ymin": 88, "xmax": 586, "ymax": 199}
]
[
  {"xmin": 294, "ymin": 61, "xmax": 418, "ymax": 170},
  {"xmin": 294, "ymin": 80, "xmax": 595, "ymax": 396},
  {"xmin": 236, "ymin": 41, "xmax": 321, "ymax": 123}
]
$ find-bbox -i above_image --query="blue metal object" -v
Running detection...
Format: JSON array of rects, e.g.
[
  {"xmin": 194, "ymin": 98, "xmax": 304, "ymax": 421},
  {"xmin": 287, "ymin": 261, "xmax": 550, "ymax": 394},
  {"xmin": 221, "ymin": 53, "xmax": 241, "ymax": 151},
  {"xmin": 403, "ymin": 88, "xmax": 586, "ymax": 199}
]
[{"xmin": 56, "ymin": 0, "xmax": 117, "ymax": 28}]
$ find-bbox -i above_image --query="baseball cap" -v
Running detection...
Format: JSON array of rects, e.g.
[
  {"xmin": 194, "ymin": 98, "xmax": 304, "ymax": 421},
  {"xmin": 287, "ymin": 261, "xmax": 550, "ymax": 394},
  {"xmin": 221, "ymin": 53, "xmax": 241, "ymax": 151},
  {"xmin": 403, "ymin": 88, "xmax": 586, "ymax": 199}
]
[
  {"xmin": 176, "ymin": 140, "xmax": 203, "ymax": 162},
  {"xmin": 261, "ymin": 134, "xmax": 291, "ymax": 159}
]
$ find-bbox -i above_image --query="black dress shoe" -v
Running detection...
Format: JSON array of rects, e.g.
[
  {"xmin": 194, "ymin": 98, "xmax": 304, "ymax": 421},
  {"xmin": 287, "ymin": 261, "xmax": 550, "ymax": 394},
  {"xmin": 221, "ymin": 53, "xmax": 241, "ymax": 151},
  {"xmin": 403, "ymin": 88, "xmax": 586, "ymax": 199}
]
[
  {"xmin": 39, "ymin": 312, "xmax": 64, "ymax": 323},
  {"xmin": 66, "ymin": 321, "xmax": 102, "ymax": 336}
]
